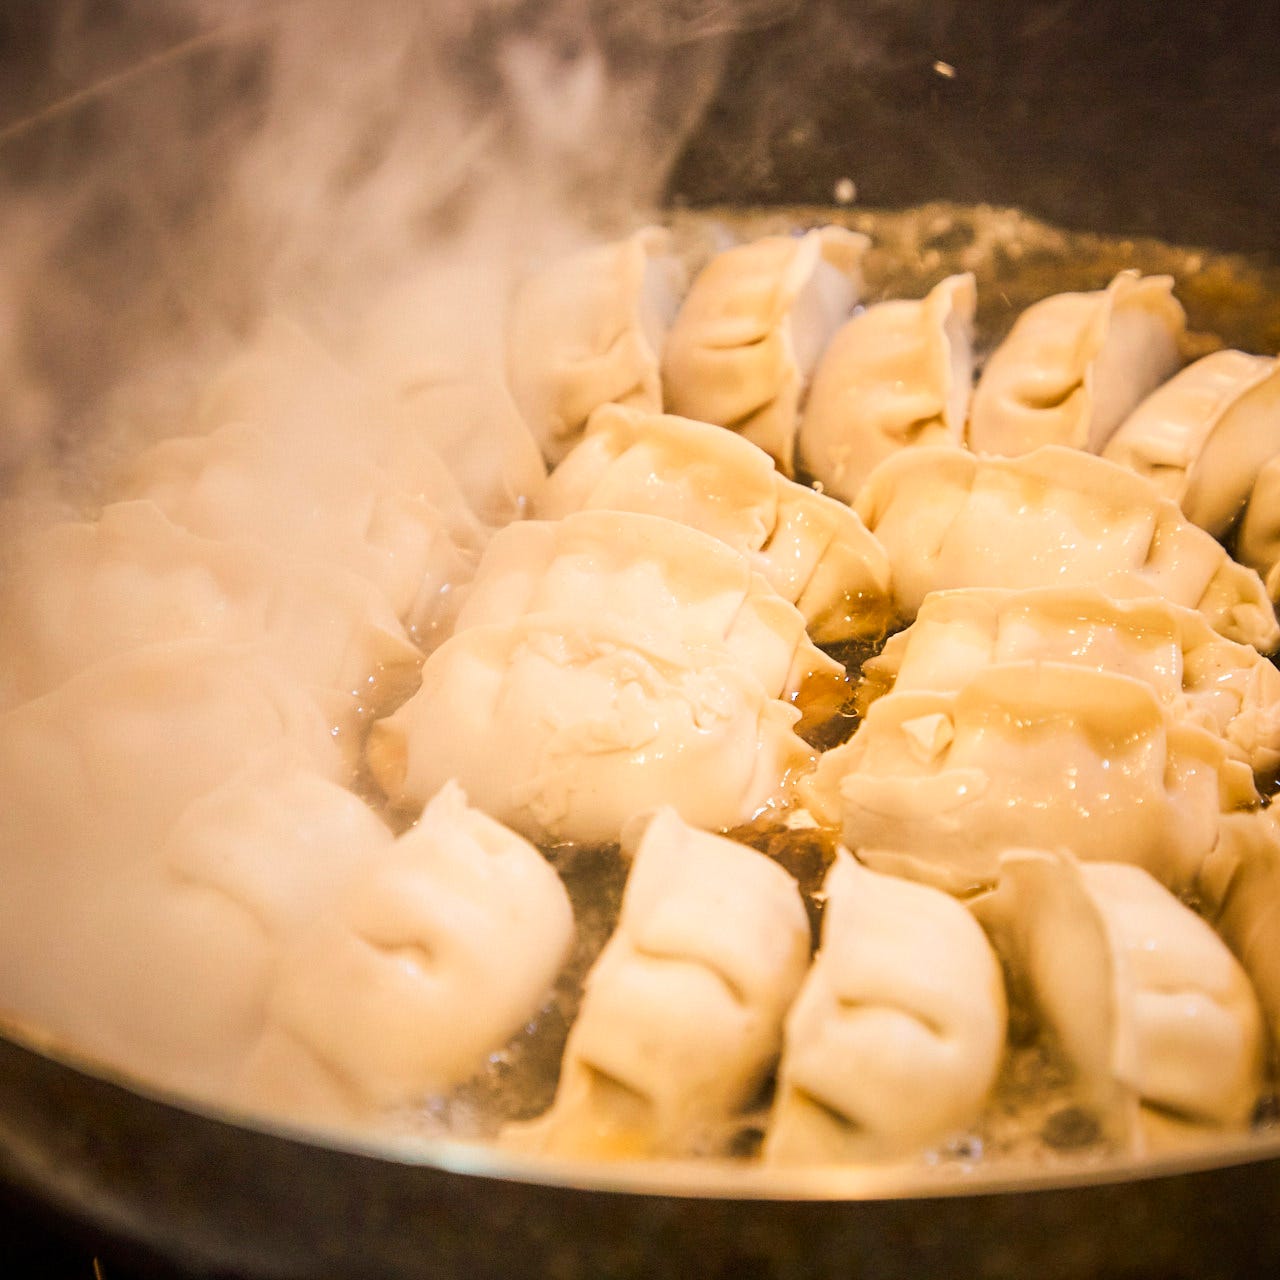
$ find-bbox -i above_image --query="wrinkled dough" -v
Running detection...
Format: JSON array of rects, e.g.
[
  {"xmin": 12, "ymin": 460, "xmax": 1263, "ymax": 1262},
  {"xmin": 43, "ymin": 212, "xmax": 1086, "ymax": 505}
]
[
  {"xmin": 766, "ymin": 850, "xmax": 1005, "ymax": 1164},
  {"xmin": 119, "ymin": 417, "xmax": 478, "ymax": 643},
  {"xmin": 662, "ymin": 227, "xmax": 868, "ymax": 473},
  {"xmin": 247, "ymin": 780, "xmax": 573, "ymax": 1122},
  {"xmin": 855, "ymin": 445, "xmax": 1279, "ymax": 651},
  {"xmin": 1199, "ymin": 809, "xmax": 1280, "ymax": 1056},
  {"xmin": 367, "ymin": 615, "xmax": 813, "ymax": 844},
  {"xmin": 538, "ymin": 405, "xmax": 895, "ymax": 642},
  {"xmin": 0, "ymin": 499, "xmax": 420, "ymax": 718},
  {"xmin": 507, "ymin": 227, "xmax": 686, "ymax": 464},
  {"xmin": 803, "ymin": 662, "xmax": 1256, "ymax": 895},
  {"xmin": 1238, "ymin": 454, "xmax": 1280, "ymax": 602},
  {"xmin": 1104, "ymin": 350, "xmax": 1279, "ymax": 537},
  {"xmin": 454, "ymin": 509, "xmax": 841, "ymax": 708},
  {"xmin": 858, "ymin": 587, "xmax": 1280, "ymax": 776},
  {"xmin": 968, "ymin": 271, "xmax": 1185, "ymax": 457},
  {"xmin": 509, "ymin": 808, "xmax": 808, "ymax": 1158},
  {"xmin": 799, "ymin": 273, "xmax": 975, "ymax": 503},
  {"xmin": 973, "ymin": 849, "xmax": 1263, "ymax": 1149},
  {"xmin": 0, "ymin": 644, "xmax": 345, "ymax": 1091}
]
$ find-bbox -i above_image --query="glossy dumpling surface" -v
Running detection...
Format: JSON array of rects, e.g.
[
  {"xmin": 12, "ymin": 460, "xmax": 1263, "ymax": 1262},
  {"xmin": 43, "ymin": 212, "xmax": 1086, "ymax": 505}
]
[
  {"xmin": 857, "ymin": 586, "xmax": 1280, "ymax": 776},
  {"xmin": 453, "ymin": 510, "xmax": 842, "ymax": 708},
  {"xmin": 367, "ymin": 614, "xmax": 812, "ymax": 844},
  {"xmin": 538, "ymin": 405, "xmax": 895, "ymax": 642},
  {"xmin": 968, "ymin": 271, "xmax": 1185, "ymax": 457},
  {"xmin": 855, "ymin": 445, "xmax": 1279, "ymax": 651},
  {"xmin": 803, "ymin": 662, "xmax": 1255, "ymax": 895},
  {"xmin": 798, "ymin": 273, "xmax": 975, "ymax": 503},
  {"xmin": 766, "ymin": 850, "xmax": 1005, "ymax": 1164},
  {"xmin": 662, "ymin": 227, "xmax": 868, "ymax": 473},
  {"xmin": 510, "ymin": 807, "xmax": 808, "ymax": 1158}
]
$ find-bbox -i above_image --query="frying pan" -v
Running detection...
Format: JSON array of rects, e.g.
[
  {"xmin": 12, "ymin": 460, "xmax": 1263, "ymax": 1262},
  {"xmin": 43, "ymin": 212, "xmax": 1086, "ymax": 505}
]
[{"xmin": 2, "ymin": 2, "xmax": 1280, "ymax": 1276}]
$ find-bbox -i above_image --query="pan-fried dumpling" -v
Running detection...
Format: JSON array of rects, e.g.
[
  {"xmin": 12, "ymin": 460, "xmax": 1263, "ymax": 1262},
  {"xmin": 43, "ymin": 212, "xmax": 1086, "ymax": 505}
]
[
  {"xmin": 119, "ymin": 419, "xmax": 479, "ymax": 643},
  {"xmin": 798, "ymin": 274, "xmax": 976, "ymax": 503},
  {"xmin": 766, "ymin": 850, "xmax": 1005, "ymax": 1164},
  {"xmin": 506, "ymin": 227, "xmax": 687, "ymax": 464},
  {"xmin": 367, "ymin": 614, "xmax": 812, "ymax": 844},
  {"xmin": 1103, "ymin": 351, "xmax": 1280, "ymax": 538},
  {"xmin": 855, "ymin": 445, "xmax": 1279, "ymax": 651},
  {"xmin": 1237, "ymin": 454, "xmax": 1280, "ymax": 602},
  {"xmin": 509, "ymin": 808, "xmax": 808, "ymax": 1158},
  {"xmin": 1198, "ymin": 809, "xmax": 1280, "ymax": 1055},
  {"xmin": 0, "ymin": 643, "xmax": 344, "ymax": 1075},
  {"xmin": 0, "ymin": 499, "xmax": 421, "ymax": 717},
  {"xmin": 662, "ymin": 227, "xmax": 869, "ymax": 473},
  {"xmin": 538, "ymin": 405, "xmax": 895, "ymax": 642},
  {"xmin": 803, "ymin": 663, "xmax": 1256, "ymax": 895},
  {"xmin": 857, "ymin": 587, "xmax": 1280, "ymax": 776},
  {"xmin": 246, "ymin": 780, "xmax": 574, "ymax": 1124},
  {"xmin": 968, "ymin": 271, "xmax": 1185, "ymax": 456},
  {"xmin": 54, "ymin": 766, "xmax": 397, "ymax": 1108},
  {"xmin": 452, "ymin": 511, "xmax": 842, "ymax": 710},
  {"xmin": 973, "ymin": 849, "xmax": 1264, "ymax": 1150}
]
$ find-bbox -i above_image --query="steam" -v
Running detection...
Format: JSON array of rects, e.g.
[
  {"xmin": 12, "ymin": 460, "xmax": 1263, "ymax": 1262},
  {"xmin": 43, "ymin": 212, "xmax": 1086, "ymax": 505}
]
[{"xmin": 0, "ymin": 0, "xmax": 795, "ymax": 502}]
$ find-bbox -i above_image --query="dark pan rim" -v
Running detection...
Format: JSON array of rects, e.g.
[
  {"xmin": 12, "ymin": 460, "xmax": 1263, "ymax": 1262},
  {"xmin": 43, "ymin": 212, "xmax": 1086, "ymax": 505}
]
[{"xmin": 6, "ymin": 1008, "xmax": 1280, "ymax": 1205}]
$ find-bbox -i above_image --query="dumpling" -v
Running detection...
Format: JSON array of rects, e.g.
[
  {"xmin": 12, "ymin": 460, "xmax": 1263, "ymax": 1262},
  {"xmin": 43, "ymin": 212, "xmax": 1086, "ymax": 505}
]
[
  {"xmin": 855, "ymin": 445, "xmax": 1279, "ymax": 651},
  {"xmin": 506, "ymin": 226, "xmax": 687, "ymax": 464},
  {"xmin": 857, "ymin": 587, "xmax": 1280, "ymax": 776},
  {"xmin": 968, "ymin": 271, "xmax": 1185, "ymax": 456},
  {"xmin": 245, "ymin": 780, "xmax": 574, "ymax": 1125},
  {"xmin": 1198, "ymin": 809, "xmax": 1280, "ymax": 1056},
  {"xmin": 118, "ymin": 418, "xmax": 478, "ymax": 644},
  {"xmin": 537, "ymin": 405, "xmax": 895, "ymax": 642},
  {"xmin": 0, "ymin": 642, "xmax": 344, "ymax": 1078},
  {"xmin": 798, "ymin": 273, "xmax": 976, "ymax": 503},
  {"xmin": 973, "ymin": 849, "xmax": 1264, "ymax": 1150},
  {"xmin": 451, "ymin": 510, "xmax": 843, "ymax": 710},
  {"xmin": 367, "ymin": 614, "xmax": 812, "ymax": 844},
  {"xmin": 508, "ymin": 807, "xmax": 808, "ymax": 1158},
  {"xmin": 1237, "ymin": 454, "xmax": 1280, "ymax": 601},
  {"xmin": 803, "ymin": 662, "xmax": 1257, "ymax": 895},
  {"xmin": 1103, "ymin": 350, "xmax": 1279, "ymax": 537},
  {"xmin": 766, "ymin": 850, "xmax": 1006, "ymax": 1164},
  {"xmin": 662, "ymin": 227, "xmax": 869, "ymax": 473},
  {"xmin": 0, "ymin": 499, "xmax": 421, "ymax": 718}
]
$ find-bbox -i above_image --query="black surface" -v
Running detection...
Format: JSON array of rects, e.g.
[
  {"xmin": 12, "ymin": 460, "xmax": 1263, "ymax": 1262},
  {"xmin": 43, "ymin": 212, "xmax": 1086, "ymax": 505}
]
[{"xmin": 670, "ymin": 0, "xmax": 1280, "ymax": 256}]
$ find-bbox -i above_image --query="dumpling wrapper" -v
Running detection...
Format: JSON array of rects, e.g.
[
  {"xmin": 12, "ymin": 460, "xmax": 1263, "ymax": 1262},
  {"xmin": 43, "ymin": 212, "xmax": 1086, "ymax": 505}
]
[
  {"xmin": 506, "ymin": 226, "xmax": 687, "ymax": 464},
  {"xmin": 0, "ymin": 642, "xmax": 344, "ymax": 1082},
  {"xmin": 766, "ymin": 850, "xmax": 1005, "ymax": 1164},
  {"xmin": 538, "ymin": 404, "xmax": 895, "ymax": 643},
  {"xmin": 804, "ymin": 662, "xmax": 1257, "ymax": 895},
  {"xmin": 973, "ymin": 849, "xmax": 1264, "ymax": 1150},
  {"xmin": 453, "ymin": 510, "xmax": 842, "ymax": 711},
  {"xmin": 246, "ymin": 780, "xmax": 573, "ymax": 1124},
  {"xmin": 1104, "ymin": 350, "xmax": 1280, "ymax": 537},
  {"xmin": 798, "ymin": 273, "xmax": 976, "ymax": 503},
  {"xmin": 662, "ymin": 227, "xmax": 869, "ymax": 473},
  {"xmin": 0, "ymin": 499, "xmax": 421, "ymax": 720},
  {"xmin": 1198, "ymin": 808, "xmax": 1280, "ymax": 1056},
  {"xmin": 968, "ymin": 271, "xmax": 1185, "ymax": 457},
  {"xmin": 119, "ymin": 418, "xmax": 478, "ymax": 646},
  {"xmin": 858, "ymin": 587, "xmax": 1280, "ymax": 776},
  {"xmin": 1237, "ymin": 454, "xmax": 1280, "ymax": 603},
  {"xmin": 367, "ymin": 613, "xmax": 812, "ymax": 845},
  {"xmin": 856, "ymin": 445, "xmax": 1279, "ymax": 652},
  {"xmin": 508, "ymin": 807, "xmax": 808, "ymax": 1159}
]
